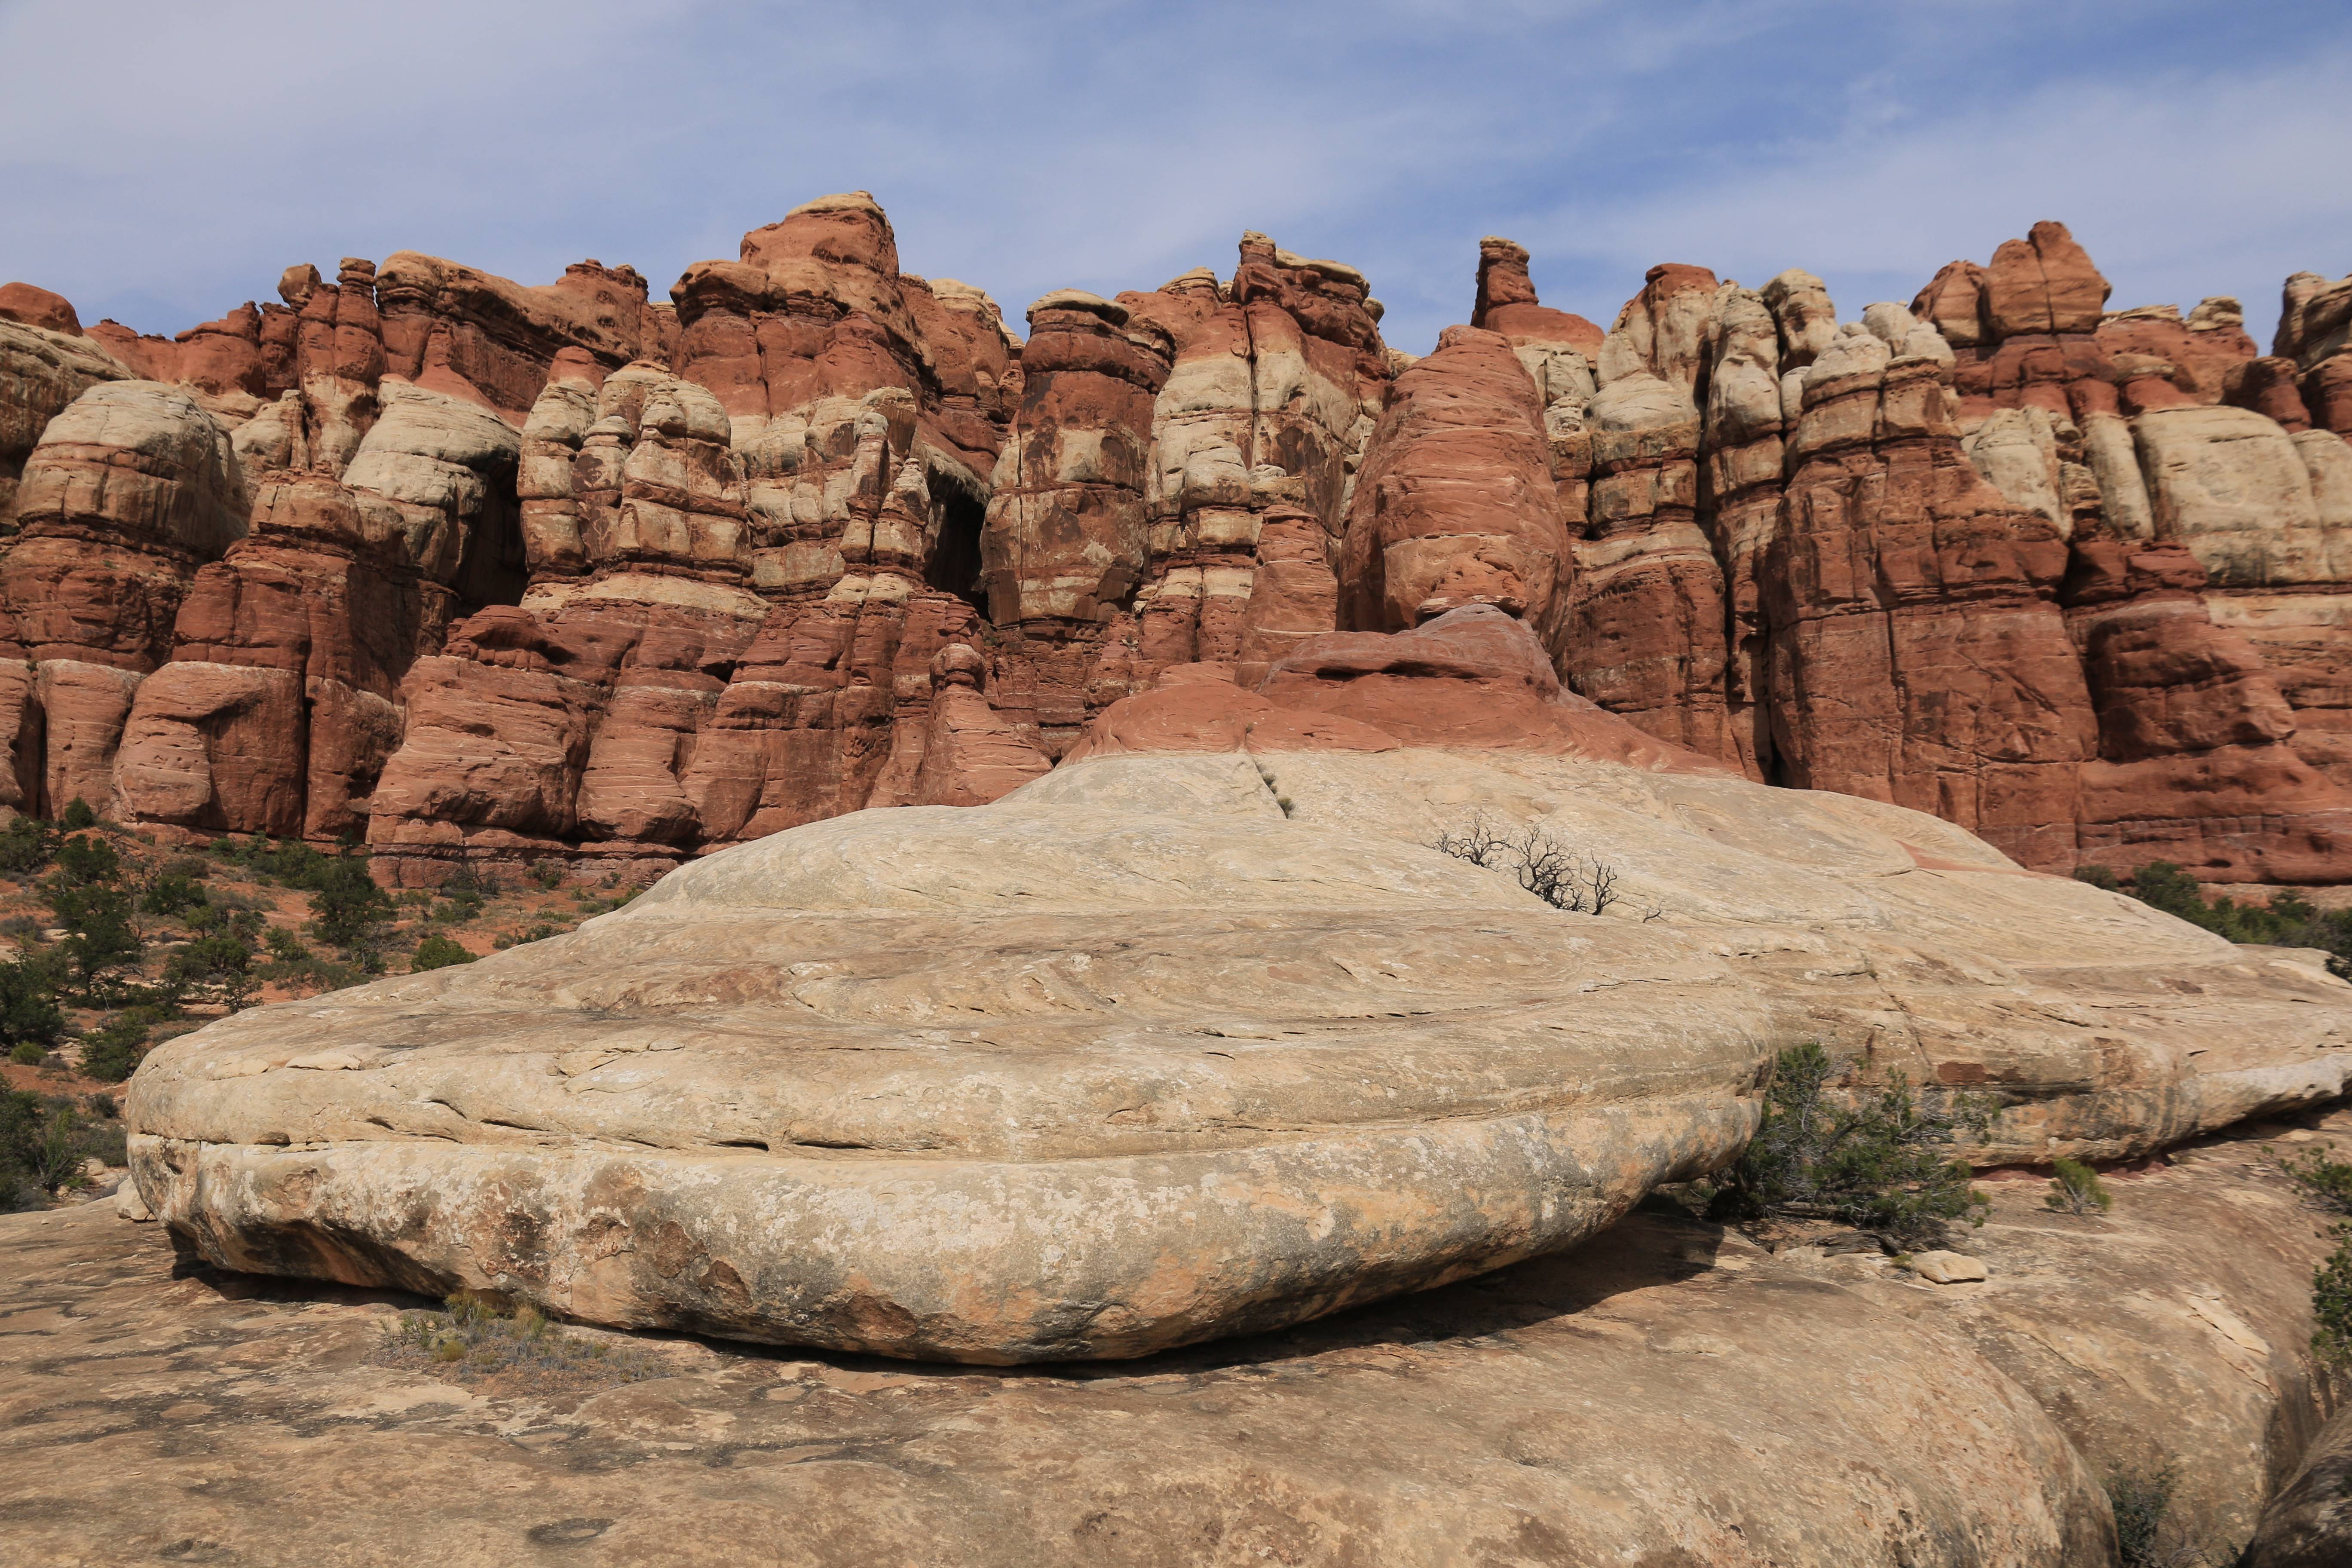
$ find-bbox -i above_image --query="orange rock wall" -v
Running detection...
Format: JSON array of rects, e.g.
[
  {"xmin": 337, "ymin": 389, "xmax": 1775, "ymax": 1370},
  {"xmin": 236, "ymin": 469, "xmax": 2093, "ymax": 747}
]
[{"xmin": 5, "ymin": 205, "xmax": 2352, "ymax": 883}]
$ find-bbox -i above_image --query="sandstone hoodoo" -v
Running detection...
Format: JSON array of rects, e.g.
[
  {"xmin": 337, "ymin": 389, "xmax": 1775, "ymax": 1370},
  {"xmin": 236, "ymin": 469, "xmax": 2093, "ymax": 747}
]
[
  {"xmin": 127, "ymin": 609, "xmax": 2352, "ymax": 1360},
  {"xmin": 5, "ymin": 201, "xmax": 2352, "ymax": 888}
]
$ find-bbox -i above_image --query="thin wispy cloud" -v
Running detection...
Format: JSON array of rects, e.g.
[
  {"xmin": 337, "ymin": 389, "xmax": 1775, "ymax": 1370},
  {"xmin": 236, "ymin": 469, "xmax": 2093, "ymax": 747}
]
[{"xmin": 1, "ymin": 0, "xmax": 2343, "ymax": 353}]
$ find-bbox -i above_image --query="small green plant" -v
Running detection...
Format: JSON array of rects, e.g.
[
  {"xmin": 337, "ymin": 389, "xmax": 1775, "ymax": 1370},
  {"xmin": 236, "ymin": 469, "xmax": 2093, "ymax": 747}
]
[
  {"xmin": 434, "ymin": 882, "xmax": 486, "ymax": 924},
  {"xmin": 0, "ymin": 815, "xmax": 56, "ymax": 876},
  {"xmin": 2081, "ymin": 860, "xmax": 2352, "ymax": 979},
  {"xmin": 307, "ymin": 853, "xmax": 395, "ymax": 970},
  {"xmin": 47, "ymin": 879, "xmax": 141, "ymax": 1000},
  {"xmin": 8, "ymin": 1040, "xmax": 45, "ymax": 1066},
  {"xmin": 77, "ymin": 1014, "xmax": 150, "ymax": 1084},
  {"xmin": 164, "ymin": 931, "xmax": 260, "ymax": 1012},
  {"xmin": 39, "ymin": 839, "xmax": 143, "ymax": 1004},
  {"xmin": 50, "ymin": 833, "xmax": 120, "ymax": 888},
  {"xmin": 2317, "ymin": 1243, "xmax": 2352, "ymax": 1372},
  {"xmin": 58, "ymin": 798, "xmax": 98, "ymax": 832},
  {"xmin": 411, "ymin": 934, "xmax": 475, "ymax": 973},
  {"xmin": 2279, "ymin": 1144, "xmax": 2352, "ymax": 1370},
  {"xmin": 0, "ymin": 955, "xmax": 66, "ymax": 1053},
  {"xmin": 2104, "ymin": 1462, "xmax": 2182, "ymax": 1568},
  {"xmin": 141, "ymin": 858, "xmax": 211, "ymax": 918},
  {"xmin": 2279, "ymin": 1145, "xmax": 2352, "ymax": 1215},
  {"xmin": 1710, "ymin": 1042, "xmax": 1992, "ymax": 1247},
  {"xmin": 187, "ymin": 900, "xmax": 264, "ymax": 943},
  {"xmin": 496, "ymin": 921, "xmax": 567, "ymax": 951},
  {"xmin": 0, "ymin": 1087, "xmax": 88, "ymax": 1208},
  {"xmin": 255, "ymin": 946, "xmax": 367, "ymax": 998},
  {"xmin": 527, "ymin": 860, "xmax": 564, "ymax": 891},
  {"xmin": 2045, "ymin": 1157, "xmax": 2113, "ymax": 1215},
  {"xmin": 265, "ymin": 927, "xmax": 309, "ymax": 963},
  {"xmin": 378, "ymin": 1292, "xmax": 660, "ymax": 1390}
]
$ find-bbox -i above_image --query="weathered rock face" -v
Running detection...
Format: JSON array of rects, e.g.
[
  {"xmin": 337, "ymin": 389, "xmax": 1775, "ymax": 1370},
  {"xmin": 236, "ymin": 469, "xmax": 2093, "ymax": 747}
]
[
  {"xmin": 982, "ymin": 292, "xmax": 1168, "ymax": 633},
  {"xmin": 1337, "ymin": 324, "xmax": 1564, "ymax": 631},
  {"xmin": 2249, "ymin": 1397, "xmax": 2352, "ymax": 1567},
  {"xmin": 1703, "ymin": 276, "xmax": 1804, "ymax": 775},
  {"xmin": 1109, "ymin": 237, "xmax": 1388, "ymax": 701},
  {"xmin": 1985, "ymin": 220, "xmax": 2112, "ymax": 339},
  {"xmin": 11, "ymin": 1108, "xmax": 2345, "ymax": 1566},
  {"xmin": 375, "ymin": 253, "xmax": 657, "ymax": 421},
  {"xmin": 9, "ymin": 207, "xmax": 2352, "ymax": 885},
  {"xmin": 1764, "ymin": 347, "xmax": 2097, "ymax": 870},
  {"xmin": 0, "ymin": 311, "xmax": 128, "ymax": 529},
  {"xmin": 127, "ymin": 609, "xmax": 2352, "ymax": 1362},
  {"xmin": 1553, "ymin": 263, "xmax": 1736, "ymax": 760},
  {"xmin": 0, "ymin": 380, "xmax": 248, "ymax": 815},
  {"xmin": 2278, "ymin": 270, "xmax": 2352, "ymax": 439},
  {"xmin": 350, "ymin": 196, "xmax": 1051, "ymax": 881}
]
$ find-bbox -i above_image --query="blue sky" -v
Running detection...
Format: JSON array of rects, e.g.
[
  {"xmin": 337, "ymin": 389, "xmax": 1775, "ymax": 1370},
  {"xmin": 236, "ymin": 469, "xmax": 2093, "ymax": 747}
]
[{"xmin": 3, "ymin": 0, "xmax": 2346, "ymax": 355}]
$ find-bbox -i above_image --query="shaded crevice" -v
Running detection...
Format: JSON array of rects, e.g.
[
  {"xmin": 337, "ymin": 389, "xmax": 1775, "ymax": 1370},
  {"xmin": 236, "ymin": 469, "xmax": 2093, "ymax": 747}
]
[{"xmin": 925, "ymin": 484, "xmax": 988, "ymax": 614}]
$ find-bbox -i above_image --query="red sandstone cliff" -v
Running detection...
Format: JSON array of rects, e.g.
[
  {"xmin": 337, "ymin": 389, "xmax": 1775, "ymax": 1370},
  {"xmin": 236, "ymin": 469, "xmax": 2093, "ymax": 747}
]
[{"xmin": 3, "ymin": 202, "xmax": 2349, "ymax": 884}]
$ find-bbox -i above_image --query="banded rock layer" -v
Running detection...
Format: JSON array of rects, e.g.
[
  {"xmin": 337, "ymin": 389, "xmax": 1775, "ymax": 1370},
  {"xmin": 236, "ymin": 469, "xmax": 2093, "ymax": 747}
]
[{"xmin": 3, "ymin": 205, "xmax": 2352, "ymax": 883}]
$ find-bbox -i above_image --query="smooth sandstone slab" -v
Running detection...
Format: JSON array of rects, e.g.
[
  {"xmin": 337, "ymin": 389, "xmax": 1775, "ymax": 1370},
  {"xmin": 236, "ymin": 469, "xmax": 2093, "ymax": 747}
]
[
  {"xmin": 130, "ymin": 732, "xmax": 2352, "ymax": 1361},
  {"xmin": 130, "ymin": 750, "xmax": 1774, "ymax": 1362}
]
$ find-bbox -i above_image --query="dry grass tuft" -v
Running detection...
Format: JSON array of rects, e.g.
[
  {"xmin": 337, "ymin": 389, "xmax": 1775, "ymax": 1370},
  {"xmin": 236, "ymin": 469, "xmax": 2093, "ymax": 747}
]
[{"xmin": 377, "ymin": 1291, "xmax": 665, "ymax": 1394}]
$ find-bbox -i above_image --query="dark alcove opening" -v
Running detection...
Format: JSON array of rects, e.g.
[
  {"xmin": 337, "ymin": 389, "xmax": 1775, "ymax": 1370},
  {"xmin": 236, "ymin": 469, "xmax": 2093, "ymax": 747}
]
[
  {"xmin": 452, "ymin": 490, "xmax": 532, "ymax": 617},
  {"xmin": 926, "ymin": 486, "xmax": 989, "ymax": 616}
]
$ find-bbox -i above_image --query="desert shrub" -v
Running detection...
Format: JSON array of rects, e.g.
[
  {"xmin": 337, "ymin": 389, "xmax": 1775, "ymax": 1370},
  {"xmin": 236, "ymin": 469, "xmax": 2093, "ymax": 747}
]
[
  {"xmin": 141, "ymin": 858, "xmax": 211, "ymax": 918},
  {"xmin": 77, "ymin": 1014, "xmax": 151, "ymax": 1084},
  {"xmin": 75, "ymin": 1106, "xmax": 125, "ymax": 1168},
  {"xmin": 9, "ymin": 1040, "xmax": 45, "ymax": 1066},
  {"xmin": 213, "ymin": 833, "xmax": 336, "ymax": 890},
  {"xmin": 50, "ymin": 833, "xmax": 120, "ymax": 888},
  {"xmin": 165, "ymin": 932, "xmax": 260, "ymax": 1012},
  {"xmin": 187, "ymin": 900, "xmax": 265, "ymax": 944},
  {"xmin": 264, "ymin": 927, "xmax": 309, "ymax": 963},
  {"xmin": 2279, "ymin": 1145, "xmax": 2352, "ymax": 1216},
  {"xmin": 2279, "ymin": 1145, "xmax": 2352, "ymax": 1370},
  {"xmin": 0, "ymin": 1087, "xmax": 86, "ymax": 1207},
  {"xmin": 2316, "ymin": 1243, "xmax": 2352, "ymax": 1373},
  {"xmin": 1710, "ymin": 1042, "xmax": 1991, "ymax": 1246},
  {"xmin": 378, "ymin": 1292, "xmax": 659, "ymax": 1389},
  {"xmin": 0, "ymin": 815, "xmax": 57, "ymax": 876},
  {"xmin": 527, "ymin": 860, "xmax": 564, "ymax": 891},
  {"xmin": 1433, "ymin": 812, "xmax": 1630, "ymax": 916},
  {"xmin": 2045, "ymin": 1157, "xmax": 2113, "ymax": 1215},
  {"xmin": 58, "ymin": 798, "xmax": 98, "ymax": 832},
  {"xmin": 2104, "ymin": 1461, "xmax": 2214, "ymax": 1568},
  {"xmin": 411, "ymin": 934, "xmax": 475, "ymax": 972},
  {"xmin": 257, "ymin": 949, "xmax": 368, "ymax": 997},
  {"xmin": 46, "ymin": 830, "xmax": 138, "ymax": 998},
  {"xmin": 307, "ymin": 853, "xmax": 395, "ymax": 968},
  {"xmin": 0, "ymin": 956, "xmax": 65, "ymax": 1052},
  {"xmin": 496, "ymin": 920, "xmax": 567, "ymax": 951},
  {"xmin": 2082, "ymin": 860, "xmax": 2352, "ymax": 978},
  {"xmin": 434, "ymin": 881, "xmax": 486, "ymax": 924},
  {"xmin": 47, "ymin": 880, "xmax": 141, "ymax": 1000},
  {"xmin": 447, "ymin": 863, "xmax": 501, "ymax": 898}
]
